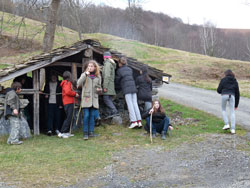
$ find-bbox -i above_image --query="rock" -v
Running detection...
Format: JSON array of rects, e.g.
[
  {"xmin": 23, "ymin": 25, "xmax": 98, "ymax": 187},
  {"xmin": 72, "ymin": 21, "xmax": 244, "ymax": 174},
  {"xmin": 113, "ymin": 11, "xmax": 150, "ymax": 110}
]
[{"xmin": 111, "ymin": 116, "xmax": 123, "ymax": 125}]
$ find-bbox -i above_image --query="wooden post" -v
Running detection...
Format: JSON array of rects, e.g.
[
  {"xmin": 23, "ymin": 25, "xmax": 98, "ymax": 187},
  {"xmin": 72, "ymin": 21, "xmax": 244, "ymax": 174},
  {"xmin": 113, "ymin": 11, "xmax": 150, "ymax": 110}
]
[
  {"xmin": 33, "ymin": 70, "xmax": 40, "ymax": 135},
  {"xmin": 71, "ymin": 63, "xmax": 77, "ymax": 81}
]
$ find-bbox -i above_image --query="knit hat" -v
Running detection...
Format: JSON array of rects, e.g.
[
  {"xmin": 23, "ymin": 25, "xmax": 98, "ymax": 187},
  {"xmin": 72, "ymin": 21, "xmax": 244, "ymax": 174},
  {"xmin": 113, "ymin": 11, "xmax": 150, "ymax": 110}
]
[{"xmin": 104, "ymin": 51, "xmax": 111, "ymax": 59}]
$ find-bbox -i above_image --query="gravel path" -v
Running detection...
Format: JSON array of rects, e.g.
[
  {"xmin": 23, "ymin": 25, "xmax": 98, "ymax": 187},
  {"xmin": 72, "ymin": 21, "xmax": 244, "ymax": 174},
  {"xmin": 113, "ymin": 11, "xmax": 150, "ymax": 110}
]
[
  {"xmin": 158, "ymin": 83, "xmax": 250, "ymax": 131},
  {"xmin": 64, "ymin": 134, "xmax": 250, "ymax": 188}
]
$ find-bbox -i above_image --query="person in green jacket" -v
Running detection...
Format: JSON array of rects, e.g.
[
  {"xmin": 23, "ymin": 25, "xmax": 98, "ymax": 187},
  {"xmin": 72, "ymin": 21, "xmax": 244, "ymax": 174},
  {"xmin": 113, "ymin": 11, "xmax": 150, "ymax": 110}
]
[
  {"xmin": 4, "ymin": 82, "xmax": 23, "ymax": 145},
  {"xmin": 102, "ymin": 51, "xmax": 119, "ymax": 118}
]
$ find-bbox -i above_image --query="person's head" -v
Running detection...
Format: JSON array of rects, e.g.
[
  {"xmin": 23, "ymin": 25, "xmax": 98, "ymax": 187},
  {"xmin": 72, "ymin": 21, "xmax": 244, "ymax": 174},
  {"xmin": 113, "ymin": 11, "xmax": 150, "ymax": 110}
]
[
  {"xmin": 63, "ymin": 71, "xmax": 72, "ymax": 81},
  {"xmin": 152, "ymin": 100, "xmax": 165, "ymax": 114},
  {"xmin": 119, "ymin": 57, "xmax": 127, "ymax": 67},
  {"xmin": 86, "ymin": 60, "xmax": 100, "ymax": 76},
  {"xmin": 11, "ymin": 82, "xmax": 22, "ymax": 93},
  {"xmin": 224, "ymin": 69, "xmax": 235, "ymax": 78},
  {"xmin": 104, "ymin": 51, "xmax": 111, "ymax": 60},
  {"xmin": 50, "ymin": 74, "xmax": 58, "ymax": 82},
  {"xmin": 140, "ymin": 66, "xmax": 151, "ymax": 83}
]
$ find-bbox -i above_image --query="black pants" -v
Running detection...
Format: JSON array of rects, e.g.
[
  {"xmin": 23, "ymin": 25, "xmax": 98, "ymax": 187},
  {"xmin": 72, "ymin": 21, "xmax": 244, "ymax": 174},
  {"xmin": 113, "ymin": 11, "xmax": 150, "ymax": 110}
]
[
  {"xmin": 61, "ymin": 103, "xmax": 74, "ymax": 133},
  {"xmin": 47, "ymin": 104, "xmax": 61, "ymax": 132}
]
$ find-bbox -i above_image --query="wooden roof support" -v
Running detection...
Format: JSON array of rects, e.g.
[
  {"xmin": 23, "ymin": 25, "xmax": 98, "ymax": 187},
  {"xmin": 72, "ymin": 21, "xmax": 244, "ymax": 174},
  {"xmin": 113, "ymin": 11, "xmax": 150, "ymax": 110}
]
[{"xmin": 33, "ymin": 70, "xmax": 40, "ymax": 135}]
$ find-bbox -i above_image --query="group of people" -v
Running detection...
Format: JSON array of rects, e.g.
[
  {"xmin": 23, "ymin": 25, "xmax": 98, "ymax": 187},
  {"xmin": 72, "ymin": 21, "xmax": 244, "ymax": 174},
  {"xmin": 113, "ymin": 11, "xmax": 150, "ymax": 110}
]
[
  {"xmin": 55, "ymin": 52, "xmax": 172, "ymax": 140},
  {"xmin": 3, "ymin": 51, "xmax": 239, "ymax": 145}
]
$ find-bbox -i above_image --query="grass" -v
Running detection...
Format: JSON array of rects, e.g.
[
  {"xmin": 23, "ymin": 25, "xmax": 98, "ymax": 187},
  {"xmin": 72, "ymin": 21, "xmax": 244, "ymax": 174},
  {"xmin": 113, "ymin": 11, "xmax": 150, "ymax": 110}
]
[
  {"xmin": 0, "ymin": 63, "xmax": 10, "ymax": 69},
  {"xmin": 0, "ymin": 98, "xmax": 247, "ymax": 187}
]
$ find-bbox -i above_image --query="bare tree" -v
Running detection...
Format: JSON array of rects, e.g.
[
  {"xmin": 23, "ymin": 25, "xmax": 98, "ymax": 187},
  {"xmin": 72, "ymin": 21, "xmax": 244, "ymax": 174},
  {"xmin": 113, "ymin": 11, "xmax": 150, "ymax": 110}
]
[
  {"xmin": 43, "ymin": 0, "xmax": 61, "ymax": 52},
  {"xmin": 199, "ymin": 21, "xmax": 218, "ymax": 56}
]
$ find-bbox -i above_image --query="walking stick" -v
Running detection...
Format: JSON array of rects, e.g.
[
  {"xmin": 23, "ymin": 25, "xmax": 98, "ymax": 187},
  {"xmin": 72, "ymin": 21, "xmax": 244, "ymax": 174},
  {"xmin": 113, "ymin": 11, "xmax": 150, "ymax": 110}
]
[{"xmin": 150, "ymin": 112, "xmax": 153, "ymax": 144}]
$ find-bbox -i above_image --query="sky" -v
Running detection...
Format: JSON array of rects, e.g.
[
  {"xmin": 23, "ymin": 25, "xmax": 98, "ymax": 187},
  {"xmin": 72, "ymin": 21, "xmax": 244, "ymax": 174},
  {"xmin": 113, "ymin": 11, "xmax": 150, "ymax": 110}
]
[{"xmin": 92, "ymin": 0, "xmax": 250, "ymax": 29}]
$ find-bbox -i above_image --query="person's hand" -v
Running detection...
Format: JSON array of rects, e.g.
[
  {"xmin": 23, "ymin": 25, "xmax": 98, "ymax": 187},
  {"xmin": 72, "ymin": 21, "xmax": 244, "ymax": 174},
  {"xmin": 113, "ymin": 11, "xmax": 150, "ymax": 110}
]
[
  {"xmin": 97, "ymin": 88, "xmax": 102, "ymax": 92},
  {"xmin": 85, "ymin": 71, "xmax": 90, "ymax": 75},
  {"xmin": 76, "ymin": 93, "xmax": 79, "ymax": 98},
  {"xmin": 149, "ymin": 108, "xmax": 154, "ymax": 114},
  {"xmin": 45, "ymin": 95, "xmax": 48, "ymax": 98},
  {"xmin": 59, "ymin": 106, "xmax": 63, "ymax": 109},
  {"xmin": 103, "ymin": 88, "xmax": 107, "ymax": 93},
  {"xmin": 235, "ymin": 107, "xmax": 238, "ymax": 110},
  {"xmin": 13, "ymin": 109, "xmax": 18, "ymax": 115}
]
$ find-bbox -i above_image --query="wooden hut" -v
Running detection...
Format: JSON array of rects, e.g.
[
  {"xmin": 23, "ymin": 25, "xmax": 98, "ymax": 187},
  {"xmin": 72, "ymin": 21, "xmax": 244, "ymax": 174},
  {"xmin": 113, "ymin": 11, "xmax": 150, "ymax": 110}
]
[{"xmin": 0, "ymin": 39, "xmax": 171, "ymax": 135}]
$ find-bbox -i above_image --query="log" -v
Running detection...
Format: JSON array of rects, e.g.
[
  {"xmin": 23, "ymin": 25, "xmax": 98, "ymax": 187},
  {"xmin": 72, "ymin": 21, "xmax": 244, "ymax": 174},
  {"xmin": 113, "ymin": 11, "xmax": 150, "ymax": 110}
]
[{"xmin": 33, "ymin": 70, "xmax": 40, "ymax": 135}]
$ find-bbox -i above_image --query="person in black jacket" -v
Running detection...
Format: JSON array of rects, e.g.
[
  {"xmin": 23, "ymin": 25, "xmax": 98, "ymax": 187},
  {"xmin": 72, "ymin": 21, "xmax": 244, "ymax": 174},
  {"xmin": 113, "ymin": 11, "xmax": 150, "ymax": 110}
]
[
  {"xmin": 217, "ymin": 69, "xmax": 240, "ymax": 134},
  {"xmin": 115, "ymin": 57, "xmax": 142, "ymax": 129},
  {"xmin": 143, "ymin": 100, "xmax": 171, "ymax": 140},
  {"xmin": 44, "ymin": 74, "xmax": 63, "ymax": 136},
  {"xmin": 136, "ymin": 66, "xmax": 152, "ymax": 111}
]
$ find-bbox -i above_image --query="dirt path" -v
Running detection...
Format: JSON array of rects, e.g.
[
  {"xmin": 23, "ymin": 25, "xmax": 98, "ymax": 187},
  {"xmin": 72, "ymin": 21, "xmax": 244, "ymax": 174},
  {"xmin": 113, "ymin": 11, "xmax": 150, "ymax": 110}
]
[
  {"xmin": 63, "ymin": 134, "xmax": 250, "ymax": 188},
  {"xmin": 158, "ymin": 83, "xmax": 250, "ymax": 131}
]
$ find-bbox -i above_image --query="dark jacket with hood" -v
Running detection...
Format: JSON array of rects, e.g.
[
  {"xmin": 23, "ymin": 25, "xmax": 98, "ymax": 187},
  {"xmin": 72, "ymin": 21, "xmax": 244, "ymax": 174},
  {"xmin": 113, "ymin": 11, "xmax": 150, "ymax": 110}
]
[
  {"xmin": 115, "ymin": 65, "xmax": 137, "ymax": 95},
  {"xmin": 136, "ymin": 75, "xmax": 152, "ymax": 102},
  {"xmin": 44, "ymin": 81, "xmax": 63, "ymax": 107},
  {"xmin": 142, "ymin": 109, "xmax": 166, "ymax": 123},
  {"xmin": 4, "ymin": 88, "xmax": 20, "ymax": 118},
  {"xmin": 217, "ymin": 75, "xmax": 240, "ymax": 108}
]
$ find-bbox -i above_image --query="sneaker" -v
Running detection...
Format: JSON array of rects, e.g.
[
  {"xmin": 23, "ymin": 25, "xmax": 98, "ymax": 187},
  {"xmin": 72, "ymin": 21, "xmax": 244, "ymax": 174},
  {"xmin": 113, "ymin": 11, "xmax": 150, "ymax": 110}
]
[
  {"xmin": 47, "ymin": 131, "xmax": 52, "ymax": 136},
  {"xmin": 222, "ymin": 124, "xmax": 230, "ymax": 130},
  {"xmin": 64, "ymin": 133, "xmax": 74, "ymax": 137},
  {"xmin": 10, "ymin": 141, "xmax": 23, "ymax": 145},
  {"xmin": 61, "ymin": 134, "xmax": 69, "ymax": 138},
  {"xmin": 230, "ymin": 129, "xmax": 236, "ymax": 134},
  {"xmin": 58, "ymin": 133, "xmax": 63, "ymax": 138},
  {"xmin": 129, "ymin": 122, "xmax": 138, "ymax": 129},
  {"xmin": 55, "ymin": 130, "xmax": 60, "ymax": 135},
  {"xmin": 138, "ymin": 121, "xmax": 142, "ymax": 128},
  {"xmin": 83, "ymin": 134, "xmax": 88, "ymax": 140},
  {"xmin": 89, "ymin": 132, "xmax": 99, "ymax": 137}
]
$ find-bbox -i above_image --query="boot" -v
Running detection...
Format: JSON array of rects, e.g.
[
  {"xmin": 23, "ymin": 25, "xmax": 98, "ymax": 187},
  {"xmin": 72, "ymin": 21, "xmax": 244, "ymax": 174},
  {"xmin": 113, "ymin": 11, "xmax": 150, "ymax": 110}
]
[
  {"xmin": 161, "ymin": 131, "xmax": 166, "ymax": 140},
  {"xmin": 89, "ymin": 132, "xmax": 99, "ymax": 137},
  {"xmin": 83, "ymin": 133, "xmax": 88, "ymax": 140}
]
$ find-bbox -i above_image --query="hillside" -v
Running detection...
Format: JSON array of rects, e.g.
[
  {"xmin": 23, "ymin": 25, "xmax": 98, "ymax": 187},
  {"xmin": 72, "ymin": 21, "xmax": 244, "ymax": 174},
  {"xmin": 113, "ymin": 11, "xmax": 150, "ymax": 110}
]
[{"xmin": 1, "ymin": 12, "xmax": 250, "ymax": 97}]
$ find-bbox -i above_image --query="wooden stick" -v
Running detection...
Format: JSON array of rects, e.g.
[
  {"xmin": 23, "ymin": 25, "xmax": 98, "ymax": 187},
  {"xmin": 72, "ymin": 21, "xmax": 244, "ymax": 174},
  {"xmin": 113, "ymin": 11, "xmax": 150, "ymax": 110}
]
[{"xmin": 150, "ymin": 112, "xmax": 153, "ymax": 144}]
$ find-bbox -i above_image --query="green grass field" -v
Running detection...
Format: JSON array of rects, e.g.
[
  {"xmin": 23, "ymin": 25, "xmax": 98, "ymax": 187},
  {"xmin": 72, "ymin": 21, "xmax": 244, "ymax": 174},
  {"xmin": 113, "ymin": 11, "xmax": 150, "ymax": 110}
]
[{"xmin": 0, "ymin": 99, "xmax": 247, "ymax": 187}]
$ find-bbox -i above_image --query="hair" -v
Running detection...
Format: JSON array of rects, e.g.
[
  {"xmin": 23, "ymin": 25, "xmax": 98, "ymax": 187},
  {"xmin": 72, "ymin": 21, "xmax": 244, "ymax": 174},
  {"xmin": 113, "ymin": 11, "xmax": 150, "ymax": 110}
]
[
  {"xmin": 141, "ymin": 66, "xmax": 151, "ymax": 83},
  {"xmin": 224, "ymin": 69, "xmax": 235, "ymax": 78},
  {"xmin": 11, "ymin": 82, "xmax": 22, "ymax": 91},
  {"xmin": 152, "ymin": 100, "xmax": 165, "ymax": 114},
  {"xmin": 85, "ymin": 60, "xmax": 100, "ymax": 77},
  {"xmin": 63, "ymin": 71, "xmax": 72, "ymax": 81},
  {"xmin": 119, "ymin": 57, "xmax": 127, "ymax": 65}
]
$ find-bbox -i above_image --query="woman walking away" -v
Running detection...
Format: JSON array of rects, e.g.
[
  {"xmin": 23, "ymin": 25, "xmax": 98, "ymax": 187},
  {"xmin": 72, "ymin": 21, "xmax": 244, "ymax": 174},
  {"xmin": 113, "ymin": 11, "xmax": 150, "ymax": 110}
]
[
  {"xmin": 217, "ymin": 69, "xmax": 240, "ymax": 134},
  {"xmin": 136, "ymin": 66, "xmax": 152, "ymax": 111},
  {"xmin": 116, "ymin": 57, "xmax": 142, "ymax": 129},
  {"xmin": 59, "ymin": 71, "xmax": 79, "ymax": 138},
  {"xmin": 143, "ymin": 100, "xmax": 171, "ymax": 140},
  {"xmin": 77, "ymin": 60, "xmax": 102, "ymax": 140}
]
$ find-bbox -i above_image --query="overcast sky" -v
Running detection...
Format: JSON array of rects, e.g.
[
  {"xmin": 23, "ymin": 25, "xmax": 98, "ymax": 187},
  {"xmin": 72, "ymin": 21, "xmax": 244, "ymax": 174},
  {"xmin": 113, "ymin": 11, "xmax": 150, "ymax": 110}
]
[{"xmin": 92, "ymin": 0, "xmax": 250, "ymax": 29}]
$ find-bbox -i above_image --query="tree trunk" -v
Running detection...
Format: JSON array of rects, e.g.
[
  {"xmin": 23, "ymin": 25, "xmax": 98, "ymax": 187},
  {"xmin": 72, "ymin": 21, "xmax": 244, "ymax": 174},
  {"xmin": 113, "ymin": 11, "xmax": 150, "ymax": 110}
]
[{"xmin": 43, "ymin": 0, "xmax": 61, "ymax": 52}]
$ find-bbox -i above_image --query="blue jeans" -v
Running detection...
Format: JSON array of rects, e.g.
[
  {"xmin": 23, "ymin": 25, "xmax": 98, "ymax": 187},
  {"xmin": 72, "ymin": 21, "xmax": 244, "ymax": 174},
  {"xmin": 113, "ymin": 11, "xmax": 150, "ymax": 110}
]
[
  {"xmin": 83, "ymin": 107, "xmax": 97, "ymax": 133},
  {"xmin": 145, "ymin": 116, "xmax": 170, "ymax": 134}
]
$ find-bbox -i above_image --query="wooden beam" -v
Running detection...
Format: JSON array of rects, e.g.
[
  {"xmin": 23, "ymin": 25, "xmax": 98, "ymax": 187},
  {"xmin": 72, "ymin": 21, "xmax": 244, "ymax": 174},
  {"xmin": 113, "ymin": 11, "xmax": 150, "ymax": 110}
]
[
  {"xmin": 33, "ymin": 70, "xmax": 40, "ymax": 135},
  {"xmin": 49, "ymin": 62, "xmax": 82, "ymax": 67},
  {"xmin": 71, "ymin": 63, "xmax": 77, "ymax": 81},
  {"xmin": 20, "ymin": 89, "xmax": 39, "ymax": 95}
]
